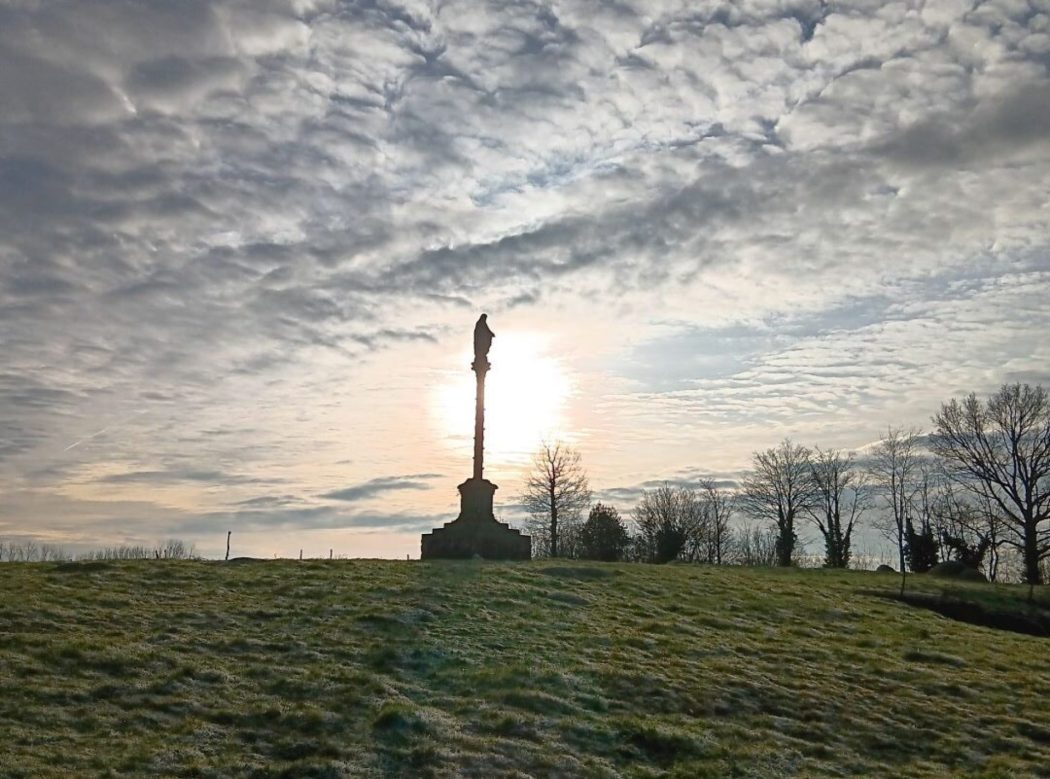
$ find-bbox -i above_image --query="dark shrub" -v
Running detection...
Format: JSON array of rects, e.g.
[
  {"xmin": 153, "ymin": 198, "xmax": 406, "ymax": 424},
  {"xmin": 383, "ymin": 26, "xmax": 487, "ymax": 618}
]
[{"xmin": 929, "ymin": 560, "xmax": 987, "ymax": 582}]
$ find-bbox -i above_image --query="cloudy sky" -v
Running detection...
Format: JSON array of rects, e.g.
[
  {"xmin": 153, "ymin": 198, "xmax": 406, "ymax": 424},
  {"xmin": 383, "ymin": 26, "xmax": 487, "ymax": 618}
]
[{"xmin": 2, "ymin": 0, "xmax": 1049, "ymax": 559}]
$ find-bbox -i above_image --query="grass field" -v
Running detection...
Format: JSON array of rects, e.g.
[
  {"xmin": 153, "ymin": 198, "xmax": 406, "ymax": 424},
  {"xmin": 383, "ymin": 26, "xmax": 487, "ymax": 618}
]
[{"xmin": 1, "ymin": 560, "xmax": 1048, "ymax": 778}]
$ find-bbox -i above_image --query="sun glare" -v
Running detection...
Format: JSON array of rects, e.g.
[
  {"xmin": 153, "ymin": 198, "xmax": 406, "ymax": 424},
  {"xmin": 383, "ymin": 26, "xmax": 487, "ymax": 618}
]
[{"xmin": 433, "ymin": 331, "xmax": 571, "ymax": 466}]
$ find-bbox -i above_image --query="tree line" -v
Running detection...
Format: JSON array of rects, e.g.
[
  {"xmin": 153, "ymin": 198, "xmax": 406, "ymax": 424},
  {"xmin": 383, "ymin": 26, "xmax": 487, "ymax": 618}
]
[
  {"xmin": 0, "ymin": 539, "xmax": 197, "ymax": 563},
  {"xmin": 519, "ymin": 383, "xmax": 1050, "ymax": 587}
]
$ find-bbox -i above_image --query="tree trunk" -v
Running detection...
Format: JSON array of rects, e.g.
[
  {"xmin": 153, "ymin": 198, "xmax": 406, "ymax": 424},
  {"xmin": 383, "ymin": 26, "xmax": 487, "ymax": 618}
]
[
  {"xmin": 824, "ymin": 514, "xmax": 849, "ymax": 568},
  {"xmin": 1023, "ymin": 519, "xmax": 1041, "ymax": 590},
  {"xmin": 550, "ymin": 487, "xmax": 559, "ymax": 558},
  {"xmin": 898, "ymin": 539, "xmax": 907, "ymax": 597},
  {"xmin": 776, "ymin": 513, "xmax": 793, "ymax": 566}
]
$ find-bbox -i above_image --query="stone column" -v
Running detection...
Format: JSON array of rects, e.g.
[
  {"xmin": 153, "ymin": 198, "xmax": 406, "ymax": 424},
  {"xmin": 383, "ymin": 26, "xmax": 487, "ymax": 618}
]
[{"xmin": 472, "ymin": 358, "xmax": 489, "ymax": 480}]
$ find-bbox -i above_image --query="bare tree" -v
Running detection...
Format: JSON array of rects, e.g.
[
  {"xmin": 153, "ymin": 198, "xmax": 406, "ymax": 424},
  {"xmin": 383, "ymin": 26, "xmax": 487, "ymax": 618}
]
[
  {"xmin": 906, "ymin": 459, "xmax": 940, "ymax": 573},
  {"xmin": 869, "ymin": 427, "xmax": 922, "ymax": 595},
  {"xmin": 931, "ymin": 383, "xmax": 1050, "ymax": 588},
  {"xmin": 806, "ymin": 448, "xmax": 869, "ymax": 568},
  {"xmin": 928, "ymin": 476, "xmax": 1004, "ymax": 579},
  {"xmin": 159, "ymin": 539, "xmax": 195, "ymax": 559},
  {"xmin": 739, "ymin": 440, "xmax": 819, "ymax": 567},
  {"xmin": 697, "ymin": 479, "xmax": 734, "ymax": 564},
  {"xmin": 678, "ymin": 489, "xmax": 709, "ymax": 563},
  {"xmin": 39, "ymin": 544, "xmax": 70, "ymax": 562},
  {"xmin": 520, "ymin": 441, "xmax": 591, "ymax": 558},
  {"xmin": 633, "ymin": 482, "xmax": 732, "ymax": 564},
  {"xmin": 634, "ymin": 485, "xmax": 694, "ymax": 563},
  {"xmin": 974, "ymin": 490, "xmax": 1007, "ymax": 582},
  {"xmin": 731, "ymin": 521, "xmax": 779, "ymax": 566}
]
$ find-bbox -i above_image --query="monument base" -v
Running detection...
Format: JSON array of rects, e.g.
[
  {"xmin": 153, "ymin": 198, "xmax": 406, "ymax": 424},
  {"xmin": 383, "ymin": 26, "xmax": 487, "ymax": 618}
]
[{"xmin": 420, "ymin": 477, "xmax": 531, "ymax": 560}]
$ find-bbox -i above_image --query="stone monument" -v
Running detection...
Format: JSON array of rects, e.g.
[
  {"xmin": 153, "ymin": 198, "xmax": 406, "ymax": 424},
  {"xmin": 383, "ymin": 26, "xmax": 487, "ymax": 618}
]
[{"xmin": 420, "ymin": 314, "xmax": 531, "ymax": 560}]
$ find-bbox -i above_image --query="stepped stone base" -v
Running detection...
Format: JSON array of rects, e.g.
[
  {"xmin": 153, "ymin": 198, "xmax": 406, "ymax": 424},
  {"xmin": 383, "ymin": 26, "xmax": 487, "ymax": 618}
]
[{"xmin": 420, "ymin": 477, "xmax": 531, "ymax": 560}]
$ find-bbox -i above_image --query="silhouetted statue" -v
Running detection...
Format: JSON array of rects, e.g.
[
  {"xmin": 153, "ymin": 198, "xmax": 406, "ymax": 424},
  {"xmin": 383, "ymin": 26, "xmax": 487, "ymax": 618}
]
[{"xmin": 473, "ymin": 313, "xmax": 494, "ymax": 364}]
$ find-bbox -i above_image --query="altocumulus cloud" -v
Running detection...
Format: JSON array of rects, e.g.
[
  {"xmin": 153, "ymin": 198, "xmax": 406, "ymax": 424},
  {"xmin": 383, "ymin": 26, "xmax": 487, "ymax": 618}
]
[
  {"xmin": 321, "ymin": 474, "xmax": 443, "ymax": 502},
  {"xmin": 2, "ymin": 0, "xmax": 1050, "ymax": 555}
]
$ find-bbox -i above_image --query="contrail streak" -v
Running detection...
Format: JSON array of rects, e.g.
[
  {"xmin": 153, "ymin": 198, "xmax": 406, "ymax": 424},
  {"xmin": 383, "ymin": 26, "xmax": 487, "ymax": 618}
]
[
  {"xmin": 63, "ymin": 426, "xmax": 111, "ymax": 451},
  {"xmin": 62, "ymin": 409, "xmax": 149, "ymax": 451}
]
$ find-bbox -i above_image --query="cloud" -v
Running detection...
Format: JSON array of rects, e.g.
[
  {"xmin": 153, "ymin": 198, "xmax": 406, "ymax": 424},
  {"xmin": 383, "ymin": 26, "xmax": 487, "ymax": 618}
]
[
  {"xmin": 233, "ymin": 494, "xmax": 306, "ymax": 508},
  {"xmin": 596, "ymin": 473, "xmax": 741, "ymax": 506},
  {"xmin": 97, "ymin": 469, "xmax": 281, "ymax": 486},
  {"xmin": 877, "ymin": 79, "xmax": 1050, "ymax": 168},
  {"xmin": 320, "ymin": 474, "xmax": 443, "ymax": 502}
]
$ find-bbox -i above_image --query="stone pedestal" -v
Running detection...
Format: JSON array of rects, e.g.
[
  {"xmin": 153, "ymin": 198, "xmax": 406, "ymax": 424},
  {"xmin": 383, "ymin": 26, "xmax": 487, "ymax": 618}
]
[{"xmin": 420, "ymin": 477, "xmax": 531, "ymax": 560}]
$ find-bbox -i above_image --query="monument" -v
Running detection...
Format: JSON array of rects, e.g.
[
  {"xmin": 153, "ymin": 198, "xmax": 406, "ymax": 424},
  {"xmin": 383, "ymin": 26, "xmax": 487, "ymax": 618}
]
[{"xmin": 420, "ymin": 314, "xmax": 531, "ymax": 560}]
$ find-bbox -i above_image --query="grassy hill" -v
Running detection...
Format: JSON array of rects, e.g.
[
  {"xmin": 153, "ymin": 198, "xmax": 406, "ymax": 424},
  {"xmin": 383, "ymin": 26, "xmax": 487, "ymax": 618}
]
[{"xmin": 1, "ymin": 560, "xmax": 1047, "ymax": 778}]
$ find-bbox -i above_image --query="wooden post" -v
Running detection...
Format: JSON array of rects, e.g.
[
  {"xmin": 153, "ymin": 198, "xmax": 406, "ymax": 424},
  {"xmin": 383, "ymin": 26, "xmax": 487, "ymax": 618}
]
[
  {"xmin": 329, "ymin": 548, "xmax": 333, "ymax": 560},
  {"xmin": 299, "ymin": 549, "xmax": 303, "ymax": 561},
  {"xmin": 225, "ymin": 531, "xmax": 231, "ymax": 561}
]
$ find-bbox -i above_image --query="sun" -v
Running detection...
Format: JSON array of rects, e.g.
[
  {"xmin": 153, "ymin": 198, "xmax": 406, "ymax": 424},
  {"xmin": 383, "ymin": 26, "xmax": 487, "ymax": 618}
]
[{"xmin": 433, "ymin": 331, "xmax": 571, "ymax": 467}]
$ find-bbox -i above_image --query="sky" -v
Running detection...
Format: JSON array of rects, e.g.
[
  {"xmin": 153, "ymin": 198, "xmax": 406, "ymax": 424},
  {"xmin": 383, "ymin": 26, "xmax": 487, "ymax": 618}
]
[{"xmin": 2, "ymin": 0, "xmax": 1049, "ymax": 559}]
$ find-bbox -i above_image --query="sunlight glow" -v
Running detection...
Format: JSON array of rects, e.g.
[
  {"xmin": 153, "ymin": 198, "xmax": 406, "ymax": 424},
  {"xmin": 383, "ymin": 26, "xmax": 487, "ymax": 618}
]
[{"xmin": 433, "ymin": 331, "xmax": 571, "ymax": 466}]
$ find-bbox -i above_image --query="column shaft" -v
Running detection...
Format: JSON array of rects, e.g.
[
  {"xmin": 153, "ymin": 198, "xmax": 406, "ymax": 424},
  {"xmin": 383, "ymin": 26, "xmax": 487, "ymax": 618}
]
[{"xmin": 473, "ymin": 365, "xmax": 486, "ymax": 480}]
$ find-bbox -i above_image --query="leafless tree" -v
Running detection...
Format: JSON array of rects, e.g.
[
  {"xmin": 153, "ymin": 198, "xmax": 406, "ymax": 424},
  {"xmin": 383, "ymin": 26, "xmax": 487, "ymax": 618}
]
[
  {"xmin": 634, "ymin": 484, "xmax": 695, "ymax": 563},
  {"xmin": 82, "ymin": 545, "xmax": 147, "ymax": 560},
  {"xmin": 927, "ymin": 476, "xmax": 1005, "ymax": 580},
  {"xmin": 869, "ymin": 427, "xmax": 922, "ymax": 595},
  {"xmin": 730, "ymin": 521, "xmax": 779, "ymax": 566},
  {"xmin": 974, "ymin": 490, "xmax": 1007, "ymax": 582},
  {"xmin": 806, "ymin": 448, "xmax": 869, "ymax": 568},
  {"xmin": 697, "ymin": 479, "xmax": 734, "ymax": 564},
  {"xmin": 739, "ymin": 440, "xmax": 819, "ymax": 567},
  {"xmin": 39, "ymin": 544, "xmax": 70, "ymax": 562},
  {"xmin": 902, "ymin": 458, "xmax": 941, "ymax": 573},
  {"xmin": 931, "ymin": 383, "xmax": 1050, "ymax": 589},
  {"xmin": 520, "ymin": 441, "xmax": 591, "ymax": 558},
  {"xmin": 159, "ymin": 539, "xmax": 195, "ymax": 559},
  {"xmin": 678, "ymin": 489, "xmax": 709, "ymax": 563}
]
